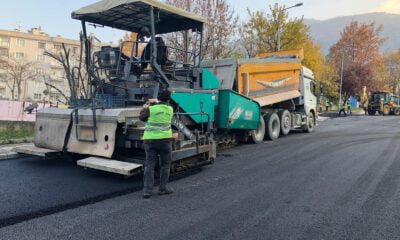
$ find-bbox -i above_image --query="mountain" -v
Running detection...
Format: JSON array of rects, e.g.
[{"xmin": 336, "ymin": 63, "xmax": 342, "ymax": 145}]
[{"xmin": 304, "ymin": 12, "xmax": 400, "ymax": 54}]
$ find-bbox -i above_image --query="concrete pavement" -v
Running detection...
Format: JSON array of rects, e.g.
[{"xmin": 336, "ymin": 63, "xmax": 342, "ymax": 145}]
[{"xmin": 0, "ymin": 143, "xmax": 32, "ymax": 160}]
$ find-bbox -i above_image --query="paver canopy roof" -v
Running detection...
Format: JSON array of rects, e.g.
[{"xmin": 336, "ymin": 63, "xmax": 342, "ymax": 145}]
[{"xmin": 72, "ymin": 0, "xmax": 206, "ymax": 34}]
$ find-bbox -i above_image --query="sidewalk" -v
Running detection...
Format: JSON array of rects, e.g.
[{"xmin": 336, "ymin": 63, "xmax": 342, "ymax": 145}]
[{"xmin": 0, "ymin": 143, "xmax": 33, "ymax": 160}]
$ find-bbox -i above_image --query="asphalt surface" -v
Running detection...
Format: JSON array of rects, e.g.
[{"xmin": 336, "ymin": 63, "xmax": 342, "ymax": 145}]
[
  {"xmin": 2, "ymin": 115, "xmax": 400, "ymax": 240},
  {"xmin": 0, "ymin": 156, "xmax": 143, "ymax": 226}
]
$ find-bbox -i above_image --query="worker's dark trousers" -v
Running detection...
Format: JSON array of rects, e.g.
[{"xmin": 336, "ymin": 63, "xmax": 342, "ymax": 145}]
[{"xmin": 143, "ymin": 141, "xmax": 172, "ymax": 194}]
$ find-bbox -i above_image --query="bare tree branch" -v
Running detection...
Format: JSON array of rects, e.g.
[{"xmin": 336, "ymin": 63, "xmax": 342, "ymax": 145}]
[{"xmin": 44, "ymin": 82, "xmax": 68, "ymax": 103}]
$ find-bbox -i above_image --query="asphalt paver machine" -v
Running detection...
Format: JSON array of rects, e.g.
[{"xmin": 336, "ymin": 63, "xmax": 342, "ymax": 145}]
[{"xmin": 16, "ymin": 0, "xmax": 261, "ymax": 176}]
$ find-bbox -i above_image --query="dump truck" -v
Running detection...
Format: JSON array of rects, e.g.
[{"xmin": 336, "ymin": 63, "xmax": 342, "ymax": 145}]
[
  {"xmin": 367, "ymin": 91, "xmax": 400, "ymax": 115},
  {"xmin": 16, "ymin": 0, "xmax": 317, "ymax": 177},
  {"xmin": 202, "ymin": 49, "xmax": 317, "ymax": 142}
]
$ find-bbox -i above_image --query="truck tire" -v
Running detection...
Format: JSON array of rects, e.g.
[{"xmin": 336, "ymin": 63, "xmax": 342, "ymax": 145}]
[
  {"xmin": 250, "ymin": 116, "xmax": 265, "ymax": 144},
  {"xmin": 264, "ymin": 113, "xmax": 280, "ymax": 141},
  {"xmin": 302, "ymin": 112, "xmax": 315, "ymax": 133},
  {"xmin": 278, "ymin": 110, "xmax": 291, "ymax": 136}
]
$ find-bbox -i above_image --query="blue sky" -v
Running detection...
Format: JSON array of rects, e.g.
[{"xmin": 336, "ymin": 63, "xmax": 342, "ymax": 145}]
[{"xmin": 1, "ymin": 0, "xmax": 398, "ymax": 43}]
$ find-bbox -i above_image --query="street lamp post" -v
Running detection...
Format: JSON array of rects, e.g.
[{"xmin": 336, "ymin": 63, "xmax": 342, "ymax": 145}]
[
  {"xmin": 276, "ymin": 3, "xmax": 303, "ymax": 52},
  {"xmin": 339, "ymin": 50, "xmax": 345, "ymax": 108}
]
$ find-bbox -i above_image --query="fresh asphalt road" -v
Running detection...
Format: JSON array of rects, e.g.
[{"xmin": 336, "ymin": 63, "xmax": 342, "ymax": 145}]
[{"xmin": 2, "ymin": 115, "xmax": 400, "ymax": 240}]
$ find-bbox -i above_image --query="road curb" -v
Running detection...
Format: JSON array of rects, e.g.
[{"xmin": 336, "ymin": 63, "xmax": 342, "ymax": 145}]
[
  {"xmin": 0, "ymin": 138, "xmax": 33, "ymax": 146},
  {"xmin": 0, "ymin": 152, "xmax": 20, "ymax": 160}
]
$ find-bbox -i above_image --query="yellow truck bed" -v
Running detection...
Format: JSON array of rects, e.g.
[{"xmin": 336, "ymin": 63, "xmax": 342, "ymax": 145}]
[
  {"xmin": 202, "ymin": 49, "xmax": 308, "ymax": 107},
  {"xmin": 237, "ymin": 58, "xmax": 302, "ymax": 107}
]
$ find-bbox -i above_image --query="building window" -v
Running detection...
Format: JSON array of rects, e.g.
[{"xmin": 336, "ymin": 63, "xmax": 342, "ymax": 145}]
[
  {"xmin": 72, "ymin": 47, "xmax": 78, "ymax": 54},
  {"xmin": 15, "ymin": 52, "xmax": 25, "ymax": 59},
  {"xmin": 17, "ymin": 39, "xmax": 25, "ymax": 47},
  {"xmin": 0, "ymin": 37, "xmax": 10, "ymax": 47},
  {"xmin": 38, "ymin": 42, "xmax": 46, "ymax": 49},
  {"xmin": 0, "ymin": 88, "xmax": 5, "ymax": 97},
  {"xmin": 34, "ymin": 93, "xmax": 42, "ymax": 100},
  {"xmin": 0, "ymin": 48, "xmax": 8, "ymax": 57},
  {"xmin": 36, "ymin": 55, "xmax": 45, "ymax": 61},
  {"xmin": 50, "ymin": 94, "xmax": 60, "ymax": 102}
]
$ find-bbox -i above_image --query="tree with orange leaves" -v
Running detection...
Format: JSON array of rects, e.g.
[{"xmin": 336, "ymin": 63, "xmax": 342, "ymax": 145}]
[
  {"xmin": 329, "ymin": 21, "xmax": 386, "ymax": 97},
  {"xmin": 384, "ymin": 50, "xmax": 400, "ymax": 94}
]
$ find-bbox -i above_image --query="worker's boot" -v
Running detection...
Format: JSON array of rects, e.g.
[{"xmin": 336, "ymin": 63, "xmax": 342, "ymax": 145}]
[
  {"xmin": 143, "ymin": 192, "xmax": 153, "ymax": 199},
  {"xmin": 158, "ymin": 187, "xmax": 174, "ymax": 195}
]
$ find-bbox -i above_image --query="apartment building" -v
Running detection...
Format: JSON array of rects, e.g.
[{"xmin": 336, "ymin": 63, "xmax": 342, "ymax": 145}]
[{"xmin": 0, "ymin": 27, "xmax": 81, "ymax": 103}]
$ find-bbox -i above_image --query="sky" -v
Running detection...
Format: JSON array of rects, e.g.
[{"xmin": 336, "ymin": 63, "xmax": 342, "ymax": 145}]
[{"xmin": 0, "ymin": 0, "xmax": 399, "ymax": 43}]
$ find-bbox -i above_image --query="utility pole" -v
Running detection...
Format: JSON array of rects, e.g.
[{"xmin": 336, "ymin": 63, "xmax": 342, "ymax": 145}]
[
  {"xmin": 276, "ymin": 3, "xmax": 303, "ymax": 52},
  {"xmin": 183, "ymin": 1, "xmax": 191, "ymax": 63},
  {"xmin": 339, "ymin": 50, "xmax": 345, "ymax": 107}
]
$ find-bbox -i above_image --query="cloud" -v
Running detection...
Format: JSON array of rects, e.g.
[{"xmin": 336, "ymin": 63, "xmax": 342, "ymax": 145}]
[{"xmin": 374, "ymin": 0, "xmax": 400, "ymax": 14}]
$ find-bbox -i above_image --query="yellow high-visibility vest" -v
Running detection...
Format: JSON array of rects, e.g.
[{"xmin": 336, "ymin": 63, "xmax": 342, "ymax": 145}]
[{"xmin": 142, "ymin": 104, "xmax": 173, "ymax": 140}]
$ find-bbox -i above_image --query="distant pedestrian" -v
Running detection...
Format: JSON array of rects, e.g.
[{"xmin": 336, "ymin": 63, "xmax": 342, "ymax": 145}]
[
  {"xmin": 346, "ymin": 98, "xmax": 352, "ymax": 115},
  {"xmin": 338, "ymin": 100, "xmax": 347, "ymax": 117},
  {"xmin": 140, "ymin": 90, "xmax": 174, "ymax": 199},
  {"xmin": 325, "ymin": 101, "xmax": 330, "ymax": 112},
  {"xmin": 380, "ymin": 98, "xmax": 384, "ymax": 115},
  {"xmin": 363, "ymin": 103, "xmax": 368, "ymax": 115}
]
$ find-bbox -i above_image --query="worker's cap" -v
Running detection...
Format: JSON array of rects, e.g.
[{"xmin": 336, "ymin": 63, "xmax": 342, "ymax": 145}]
[{"xmin": 158, "ymin": 90, "xmax": 171, "ymax": 102}]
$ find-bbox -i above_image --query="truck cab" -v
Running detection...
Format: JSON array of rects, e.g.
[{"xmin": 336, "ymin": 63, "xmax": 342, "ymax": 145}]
[{"xmin": 300, "ymin": 66, "xmax": 317, "ymax": 120}]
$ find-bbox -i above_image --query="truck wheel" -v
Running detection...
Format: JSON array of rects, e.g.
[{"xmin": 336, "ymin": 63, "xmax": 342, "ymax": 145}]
[
  {"xmin": 264, "ymin": 113, "xmax": 280, "ymax": 141},
  {"xmin": 278, "ymin": 110, "xmax": 291, "ymax": 136},
  {"xmin": 250, "ymin": 116, "xmax": 265, "ymax": 144},
  {"xmin": 302, "ymin": 113, "xmax": 315, "ymax": 133},
  {"xmin": 368, "ymin": 110, "xmax": 376, "ymax": 115}
]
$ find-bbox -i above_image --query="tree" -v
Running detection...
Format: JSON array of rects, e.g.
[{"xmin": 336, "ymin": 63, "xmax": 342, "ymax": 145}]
[
  {"xmin": 44, "ymin": 32, "xmax": 93, "ymax": 101},
  {"xmin": 165, "ymin": 0, "xmax": 238, "ymax": 60},
  {"xmin": 240, "ymin": 3, "xmax": 328, "ymax": 98},
  {"xmin": 238, "ymin": 24, "xmax": 258, "ymax": 58},
  {"xmin": 384, "ymin": 50, "xmax": 400, "ymax": 93},
  {"xmin": 241, "ymin": 3, "xmax": 311, "ymax": 55},
  {"xmin": 329, "ymin": 21, "xmax": 386, "ymax": 97},
  {"xmin": 318, "ymin": 61, "xmax": 340, "ymax": 100},
  {"xmin": 0, "ymin": 58, "xmax": 37, "ymax": 101}
]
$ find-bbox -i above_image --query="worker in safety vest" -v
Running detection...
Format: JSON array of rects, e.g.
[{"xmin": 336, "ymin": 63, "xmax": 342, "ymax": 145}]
[
  {"xmin": 325, "ymin": 100, "xmax": 330, "ymax": 112},
  {"xmin": 139, "ymin": 90, "xmax": 174, "ymax": 199},
  {"xmin": 346, "ymin": 98, "xmax": 352, "ymax": 115},
  {"xmin": 338, "ymin": 99, "xmax": 347, "ymax": 117}
]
